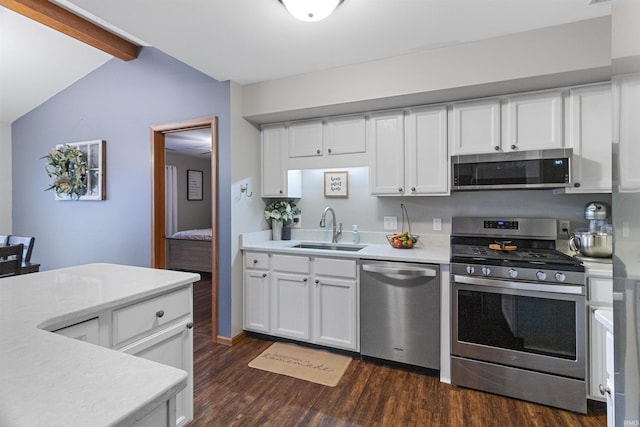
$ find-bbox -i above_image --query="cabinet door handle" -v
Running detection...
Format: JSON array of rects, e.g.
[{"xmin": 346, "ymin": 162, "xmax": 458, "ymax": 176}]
[
  {"xmin": 494, "ymin": 146, "xmax": 500, "ymax": 151},
  {"xmin": 327, "ymin": 148, "xmax": 332, "ymax": 154},
  {"xmin": 315, "ymin": 279, "xmax": 320, "ymax": 285},
  {"xmin": 262, "ymin": 273, "xmax": 267, "ymax": 278},
  {"xmin": 599, "ymin": 384, "xmax": 611, "ymax": 396},
  {"xmin": 302, "ymin": 278, "xmax": 308, "ymax": 283},
  {"xmin": 186, "ymin": 322, "xmax": 194, "ymax": 329},
  {"xmin": 411, "ymin": 187, "xmax": 416, "ymax": 192},
  {"xmin": 511, "ymin": 144, "xmax": 517, "ymax": 150},
  {"xmin": 279, "ymin": 190, "xmax": 284, "ymax": 194},
  {"xmin": 316, "ymin": 149, "xmax": 321, "ymax": 154},
  {"xmin": 574, "ymin": 182, "xmax": 581, "ymax": 188},
  {"xmin": 253, "ymin": 259, "xmax": 258, "ymax": 264},
  {"xmin": 156, "ymin": 310, "xmax": 165, "ymax": 318},
  {"xmin": 398, "ymin": 187, "xmax": 403, "ymax": 192}
]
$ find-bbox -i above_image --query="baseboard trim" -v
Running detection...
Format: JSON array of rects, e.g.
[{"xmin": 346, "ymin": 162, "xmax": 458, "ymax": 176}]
[{"xmin": 216, "ymin": 331, "xmax": 246, "ymax": 346}]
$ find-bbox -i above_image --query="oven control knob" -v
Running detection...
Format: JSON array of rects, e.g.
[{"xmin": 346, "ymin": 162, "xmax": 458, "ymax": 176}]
[
  {"xmin": 536, "ymin": 271, "xmax": 547, "ymax": 281},
  {"xmin": 481, "ymin": 266, "xmax": 491, "ymax": 276},
  {"xmin": 466, "ymin": 265, "xmax": 475, "ymax": 275},
  {"xmin": 555, "ymin": 272, "xmax": 566, "ymax": 282},
  {"xmin": 508, "ymin": 269, "xmax": 518, "ymax": 279}
]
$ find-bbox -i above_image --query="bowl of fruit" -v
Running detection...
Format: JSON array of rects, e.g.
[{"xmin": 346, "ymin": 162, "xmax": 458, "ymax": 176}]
[{"xmin": 386, "ymin": 232, "xmax": 419, "ymax": 249}]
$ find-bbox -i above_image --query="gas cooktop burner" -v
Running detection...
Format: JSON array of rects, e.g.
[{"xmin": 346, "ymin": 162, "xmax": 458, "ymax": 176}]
[{"xmin": 452, "ymin": 244, "xmax": 581, "ymax": 265}]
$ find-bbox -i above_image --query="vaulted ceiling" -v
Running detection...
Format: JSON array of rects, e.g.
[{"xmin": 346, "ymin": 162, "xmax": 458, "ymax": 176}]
[{"xmin": 0, "ymin": 0, "xmax": 611, "ymax": 125}]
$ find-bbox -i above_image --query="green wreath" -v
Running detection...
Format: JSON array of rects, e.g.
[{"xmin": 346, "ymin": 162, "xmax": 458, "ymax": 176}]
[{"xmin": 43, "ymin": 145, "xmax": 88, "ymax": 199}]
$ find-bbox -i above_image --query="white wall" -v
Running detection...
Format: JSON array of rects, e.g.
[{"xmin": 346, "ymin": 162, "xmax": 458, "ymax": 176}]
[
  {"xmin": 0, "ymin": 123, "xmax": 11, "ymax": 234},
  {"xmin": 230, "ymin": 82, "xmax": 264, "ymax": 337},
  {"xmin": 243, "ymin": 17, "xmax": 611, "ymax": 124},
  {"xmin": 295, "ymin": 167, "xmax": 612, "ymax": 241}
]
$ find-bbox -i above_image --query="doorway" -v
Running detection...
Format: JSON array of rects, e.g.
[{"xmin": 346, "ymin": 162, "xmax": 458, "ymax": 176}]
[{"xmin": 150, "ymin": 117, "xmax": 219, "ymax": 341}]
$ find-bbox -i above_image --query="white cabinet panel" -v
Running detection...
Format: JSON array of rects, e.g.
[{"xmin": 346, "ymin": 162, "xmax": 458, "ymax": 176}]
[
  {"xmin": 314, "ymin": 257, "xmax": 356, "ymax": 279},
  {"xmin": 324, "ymin": 114, "xmax": 366, "ymax": 155},
  {"xmin": 368, "ymin": 111, "xmax": 405, "ymax": 195},
  {"xmin": 616, "ymin": 74, "xmax": 640, "ymax": 192},
  {"xmin": 405, "ymin": 105, "xmax": 449, "ymax": 195},
  {"xmin": 121, "ymin": 320, "xmax": 193, "ymax": 427},
  {"xmin": 503, "ymin": 91, "xmax": 564, "ymax": 151},
  {"xmin": 244, "ymin": 251, "xmax": 269, "ymax": 270},
  {"xmin": 53, "ymin": 318, "xmax": 100, "ymax": 345},
  {"xmin": 112, "ymin": 287, "xmax": 191, "ymax": 348},
  {"xmin": 589, "ymin": 306, "xmax": 608, "ymax": 401},
  {"xmin": 313, "ymin": 276, "xmax": 358, "ymax": 351},
  {"xmin": 271, "ymin": 272, "xmax": 311, "ymax": 341},
  {"xmin": 244, "ymin": 270, "xmax": 270, "ymax": 333},
  {"xmin": 566, "ymin": 84, "xmax": 612, "ymax": 193},
  {"xmin": 450, "ymin": 99, "xmax": 501, "ymax": 155},
  {"xmin": 288, "ymin": 120, "xmax": 324, "ymax": 158},
  {"xmin": 261, "ymin": 124, "xmax": 287, "ymax": 197},
  {"xmin": 272, "ymin": 253, "xmax": 310, "ymax": 274}
]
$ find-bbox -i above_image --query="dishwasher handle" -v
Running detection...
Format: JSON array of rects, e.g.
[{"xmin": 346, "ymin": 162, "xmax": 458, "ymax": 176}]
[{"xmin": 362, "ymin": 263, "xmax": 437, "ymax": 278}]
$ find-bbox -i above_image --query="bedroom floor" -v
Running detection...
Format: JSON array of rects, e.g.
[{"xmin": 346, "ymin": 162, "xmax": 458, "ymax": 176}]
[{"xmin": 189, "ymin": 275, "xmax": 606, "ymax": 426}]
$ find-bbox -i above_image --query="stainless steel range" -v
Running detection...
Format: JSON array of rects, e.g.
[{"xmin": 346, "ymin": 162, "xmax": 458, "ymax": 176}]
[{"xmin": 450, "ymin": 217, "xmax": 587, "ymax": 413}]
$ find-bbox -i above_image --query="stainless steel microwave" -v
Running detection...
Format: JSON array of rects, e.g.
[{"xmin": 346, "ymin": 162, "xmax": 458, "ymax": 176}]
[{"xmin": 451, "ymin": 149, "xmax": 572, "ymax": 191}]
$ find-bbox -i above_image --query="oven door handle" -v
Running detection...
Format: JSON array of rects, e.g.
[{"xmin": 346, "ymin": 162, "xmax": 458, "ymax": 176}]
[{"xmin": 452, "ymin": 275, "xmax": 584, "ymax": 295}]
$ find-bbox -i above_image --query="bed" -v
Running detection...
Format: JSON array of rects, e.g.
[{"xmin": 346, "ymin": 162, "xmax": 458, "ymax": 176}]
[{"xmin": 166, "ymin": 228, "xmax": 213, "ymax": 273}]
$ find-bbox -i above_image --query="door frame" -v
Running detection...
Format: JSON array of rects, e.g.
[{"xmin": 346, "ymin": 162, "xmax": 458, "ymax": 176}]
[{"xmin": 150, "ymin": 117, "xmax": 219, "ymax": 341}]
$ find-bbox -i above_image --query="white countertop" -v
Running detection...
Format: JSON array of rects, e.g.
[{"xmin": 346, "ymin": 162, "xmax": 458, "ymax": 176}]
[
  {"xmin": 595, "ymin": 308, "xmax": 614, "ymax": 333},
  {"xmin": 241, "ymin": 236, "xmax": 450, "ymax": 264},
  {"xmin": 0, "ymin": 263, "xmax": 200, "ymax": 427}
]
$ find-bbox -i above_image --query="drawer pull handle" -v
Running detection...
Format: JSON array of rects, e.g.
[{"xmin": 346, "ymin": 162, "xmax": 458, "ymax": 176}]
[
  {"xmin": 262, "ymin": 273, "xmax": 267, "ymax": 278},
  {"xmin": 186, "ymin": 322, "xmax": 194, "ymax": 329},
  {"xmin": 253, "ymin": 259, "xmax": 258, "ymax": 264},
  {"xmin": 156, "ymin": 310, "xmax": 165, "ymax": 318}
]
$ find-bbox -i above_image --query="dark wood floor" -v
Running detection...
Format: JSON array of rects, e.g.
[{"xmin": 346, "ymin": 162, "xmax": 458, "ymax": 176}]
[{"xmin": 191, "ymin": 275, "xmax": 606, "ymax": 427}]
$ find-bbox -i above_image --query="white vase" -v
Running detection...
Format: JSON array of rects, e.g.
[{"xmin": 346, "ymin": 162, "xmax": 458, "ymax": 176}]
[{"xmin": 272, "ymin": 219, "xmax": 283, "ymax": 241}]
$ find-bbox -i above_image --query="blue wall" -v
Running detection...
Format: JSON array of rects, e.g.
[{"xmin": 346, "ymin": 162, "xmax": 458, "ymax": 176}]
[{"xmin": 12, "ymin": 47, "xmax": 233, "ymax": 336}]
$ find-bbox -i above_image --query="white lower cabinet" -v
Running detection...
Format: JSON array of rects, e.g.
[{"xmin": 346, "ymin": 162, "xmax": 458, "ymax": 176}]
[
  {"xmin": 53, "ymin": 317, "xmax": 100, "ymax": 345},
  {"xmin": 244, "ymin": 252, "xmax": 359, "ymax": 351},
  {"xmin": 51, "ymin": 286, "xmax": 194, "ymax": 427},
  {"xmin": 244, "ymin": 251, "xmax": 271, "ymax": 333},
  {"xmin": 605, "ymin": 330, "xmax": 615, "ymax": 427},
  {"xmin": 587, "ymin": 276, "xmax": 613, "ymax": 402},
  {"xmin": 120, "ymin": 320, "xmax": 194, "ymax": 427}
]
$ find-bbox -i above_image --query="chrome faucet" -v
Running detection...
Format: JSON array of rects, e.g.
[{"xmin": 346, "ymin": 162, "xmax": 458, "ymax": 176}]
[{"xmin": 319, "ymin": 207, "xmax": 342, "ymax": 243}]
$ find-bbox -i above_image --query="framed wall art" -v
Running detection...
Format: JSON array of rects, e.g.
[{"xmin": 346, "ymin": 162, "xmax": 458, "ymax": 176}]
[
  {"xmin": 187, "ymin": 169, "xmax": 203, "ymax": 201},
  {"xmin": 324, "ymin": 171, "xmax": 348, "ymax": 198},
  {"xmin": 44, "ymin": 139, "xmax": 106, "ymax": 201}
]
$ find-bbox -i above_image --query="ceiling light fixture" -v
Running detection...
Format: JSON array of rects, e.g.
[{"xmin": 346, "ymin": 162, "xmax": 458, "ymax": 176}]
[{"xmin": 279, "ymin": 0, "xmax": 343, "ymax": 22}]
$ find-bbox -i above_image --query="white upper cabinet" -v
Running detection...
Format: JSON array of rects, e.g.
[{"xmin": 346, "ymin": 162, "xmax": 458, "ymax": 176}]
[
  {"xmin": 288, "ymin": 119, "xmax": 324, "ymax": 158},
  {"xmin": 450, "ymin": 99, "xmax": 501, "ymax": 155},
  {"xmin": 565, "ymin": 84, "xmax": 612, "ymax": 193},
  {"xmin": 503, "ymin": 90, "xmax": 564, "ymax": 151},
  {"xmin": 324, "ymin": 114, "xmax": 366, "ymax": 155},
  {"xmin": 261, "ymin": 124, "xmax": 302, "ymax": 198},
  {"xmin": 368, "ymin": 110, "xmax": 405, "ymax": 195},
  {"xmin": 616, "ymin": 73, "xmax": 640, "ymax": 192},
  {"xmin": 405, "ymin": 105, "xmax": 449, "ymax": 195}
]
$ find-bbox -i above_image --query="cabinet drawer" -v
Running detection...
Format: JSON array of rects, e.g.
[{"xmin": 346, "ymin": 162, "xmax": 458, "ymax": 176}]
[
  {"xmin": 272, "ymin": 254, "xmax": 310, "ymax": 274},
  {"xmin": 589, "ymin": 277, "xmax": 613, "ymax": 305},
  {"xmin": 245, "ymin": 252, "xmax": 270, "ymax": 269},
  {"xmin": 112, "ymin": 287, "xmax": 191, "ymax": 348},
  {"xmin": 314, "ymin": 257, "xmax": 357, "ymax": 279},
  {"xmin": 53, "ymin": 318, "xmax": 100, "ymax": 345}
]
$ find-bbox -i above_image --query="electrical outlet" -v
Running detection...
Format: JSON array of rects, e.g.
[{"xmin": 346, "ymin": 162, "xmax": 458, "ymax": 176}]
[
  {"xmin": 433, "ymin": 217, "xmax": 442, "ymax": 231},
  {"xmin": 558, "ymin": 220, "xmax": 570, "ymax": 237},
  {"xmin": 384, "ymin": 216, "xmax": 397, "ymax": 230}
]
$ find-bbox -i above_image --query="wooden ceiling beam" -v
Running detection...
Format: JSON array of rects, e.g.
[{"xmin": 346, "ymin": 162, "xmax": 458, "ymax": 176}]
[{"xmin": 1, "ymin": 0, "xmax": 138, "ymax": 61}]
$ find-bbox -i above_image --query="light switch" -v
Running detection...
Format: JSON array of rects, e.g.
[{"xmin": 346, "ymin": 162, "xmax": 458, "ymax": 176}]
[
  {"xmin": 433, "ymin": 218, "xmax": 442, "ymax": 231},
  {"xmin": 384, "ymin": 216, "xmax": 397, "ymax": 230}
]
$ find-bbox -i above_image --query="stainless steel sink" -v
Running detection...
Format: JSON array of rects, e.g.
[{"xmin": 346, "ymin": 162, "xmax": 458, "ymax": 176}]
[{"xmin": 291, "ymin": 242, "xmax": 366, "ymax": 252}]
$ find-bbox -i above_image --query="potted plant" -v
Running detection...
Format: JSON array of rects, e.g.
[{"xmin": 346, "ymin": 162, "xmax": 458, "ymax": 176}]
[{"xmin": 264, "ymin": 200, "xmax": 300, "ymax": 240}]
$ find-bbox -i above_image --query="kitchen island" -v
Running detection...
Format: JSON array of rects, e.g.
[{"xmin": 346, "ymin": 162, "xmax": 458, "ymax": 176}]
[{"xmin": 0, "ymin": 263, "xmax": 199, "ymax": 427}]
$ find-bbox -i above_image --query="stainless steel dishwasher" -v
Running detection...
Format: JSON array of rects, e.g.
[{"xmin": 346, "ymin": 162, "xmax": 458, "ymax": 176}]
[{"xmin": 360, "ymin": 260, "xmax": 440, "ymax": 370}]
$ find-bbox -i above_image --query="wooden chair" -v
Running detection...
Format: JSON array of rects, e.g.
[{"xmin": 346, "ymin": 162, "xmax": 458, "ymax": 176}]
[
  {"xmin": 8, "ymin": 236, "xmax": 35, "ymax": 263},
  {"xmin": 0, "ymin": 244, "xmax": 24, "ymax": 277}
]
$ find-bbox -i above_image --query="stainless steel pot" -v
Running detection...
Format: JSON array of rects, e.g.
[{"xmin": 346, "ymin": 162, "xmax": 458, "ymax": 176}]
[{"xmin": 569, "ymin": 230, "xmax": 613, "ymax": 258}]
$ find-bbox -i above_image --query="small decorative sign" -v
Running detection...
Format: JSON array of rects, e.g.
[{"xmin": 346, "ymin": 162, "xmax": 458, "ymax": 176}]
[
  {"xmin": 324, "ymin": 171, "xmax": 348, "ymax": 198},
  {"xmin": 187, "ymin": 169, "xmax": 203, "ymax": 201}
]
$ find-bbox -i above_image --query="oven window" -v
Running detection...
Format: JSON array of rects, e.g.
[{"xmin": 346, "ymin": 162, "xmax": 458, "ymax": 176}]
[{"xmin": 457, "ymin": 289, "xmax": 577, "ymax": 360}]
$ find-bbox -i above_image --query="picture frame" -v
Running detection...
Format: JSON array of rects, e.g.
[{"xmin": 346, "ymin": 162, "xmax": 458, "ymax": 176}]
[
  {"xmin": 324, "ymin": 171, "xmax": 348, "ymax": 198},
  {"xmin": 53, "ymin": 139, "xmax": 106, "ymax": 201},
  {"xmin": 187, "ymin": 169, "xmax": 203, "ymax": 201}
]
